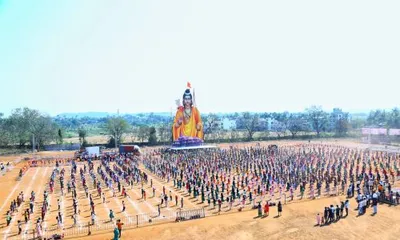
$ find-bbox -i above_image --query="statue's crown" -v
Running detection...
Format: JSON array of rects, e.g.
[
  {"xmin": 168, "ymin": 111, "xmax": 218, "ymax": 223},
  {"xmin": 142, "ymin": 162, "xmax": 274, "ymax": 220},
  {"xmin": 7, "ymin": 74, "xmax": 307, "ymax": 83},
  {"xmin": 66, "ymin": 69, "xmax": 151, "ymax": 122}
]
[{"xmin": 183, "ymin": 89, "xmax": 192, "ymax": 99}]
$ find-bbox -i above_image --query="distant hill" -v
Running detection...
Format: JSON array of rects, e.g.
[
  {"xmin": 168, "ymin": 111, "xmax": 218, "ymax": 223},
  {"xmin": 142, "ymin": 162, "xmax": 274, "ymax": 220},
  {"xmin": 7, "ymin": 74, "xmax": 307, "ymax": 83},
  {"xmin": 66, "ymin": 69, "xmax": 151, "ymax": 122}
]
[
  {"xmin": 55, "ymin": 112, "xmax": 173, "ymax": 118},
  {"xmin": 56, "ymin": 112, "xmax": 112, "ymax": 118},
  {"xmin": 55, "ymin": 111, "xmax": 371, "ymax": 119}
]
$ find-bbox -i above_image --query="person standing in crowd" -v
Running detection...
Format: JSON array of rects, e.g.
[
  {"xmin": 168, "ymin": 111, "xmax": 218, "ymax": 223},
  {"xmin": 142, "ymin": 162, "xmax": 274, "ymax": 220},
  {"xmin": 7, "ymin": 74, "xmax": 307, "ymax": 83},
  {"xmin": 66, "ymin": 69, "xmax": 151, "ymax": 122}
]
[
  {"xmin": 277, "ymin": 201, "xmax": 282, "ymax": 217},
  {"xmin": 345, "ymin": 200, "xmax": 349, "ymax": 217},
  {"xmin": 372, "ymin": 195, "xmax": 378, "ymax": 215},
  {"xmin": 117, "ymin": 219, "xmax": 124, "ymax": 238},
  {"xmin": 264, "ymin": 202, "xmax": 269, "ymax": 217},
  {"xmin": 316, "ymin": 213, "xmax": 321, "ymax": 226},
  {"xmin": 113, "ymin": 227, "xmax": 119, "ymax": 240}
]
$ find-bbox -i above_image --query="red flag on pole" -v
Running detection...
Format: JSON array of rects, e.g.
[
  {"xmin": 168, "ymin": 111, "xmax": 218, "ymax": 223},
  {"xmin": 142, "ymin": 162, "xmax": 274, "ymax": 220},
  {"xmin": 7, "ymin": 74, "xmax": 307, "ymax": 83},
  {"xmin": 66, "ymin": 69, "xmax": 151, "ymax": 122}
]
[{"xmin": 187, "ymin": 82, "xmax": 191, "ymax": 88}]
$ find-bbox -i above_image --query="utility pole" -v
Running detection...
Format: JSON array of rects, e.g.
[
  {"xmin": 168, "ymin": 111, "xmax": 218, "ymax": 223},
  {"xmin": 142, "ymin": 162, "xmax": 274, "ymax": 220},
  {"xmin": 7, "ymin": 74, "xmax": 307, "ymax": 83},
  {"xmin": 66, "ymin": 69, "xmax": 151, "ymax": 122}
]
[
  {"xmin": 115, "ymin": 131, "xmax": 118, "ymax": 150},
  {"xmin": 116, "ymin": 109, "xmax": 119, "ymax": 150},
  {"xmin": 32, "ymin": 134, "xmax": 35, "ymax": 152}
]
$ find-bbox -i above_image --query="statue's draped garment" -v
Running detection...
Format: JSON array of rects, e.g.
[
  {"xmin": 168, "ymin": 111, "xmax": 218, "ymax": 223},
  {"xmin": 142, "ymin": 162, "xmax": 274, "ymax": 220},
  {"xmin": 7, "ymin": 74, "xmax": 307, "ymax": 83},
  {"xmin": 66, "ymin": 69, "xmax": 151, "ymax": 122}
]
[{"xmin": 172, "ymin": 106, "xmax": 203, "ymax": 141}]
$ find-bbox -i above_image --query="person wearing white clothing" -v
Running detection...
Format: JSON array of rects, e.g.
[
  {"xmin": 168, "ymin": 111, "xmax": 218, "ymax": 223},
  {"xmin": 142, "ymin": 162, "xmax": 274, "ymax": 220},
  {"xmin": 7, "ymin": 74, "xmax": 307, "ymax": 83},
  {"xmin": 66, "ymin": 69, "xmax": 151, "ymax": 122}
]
[
  {"xmin": 372, "ymin": 197, "xmax": 378, "ymax": 214},
  {"xmin": 345, "ymin": 200, "xmax": 350, "ymax": 216}
]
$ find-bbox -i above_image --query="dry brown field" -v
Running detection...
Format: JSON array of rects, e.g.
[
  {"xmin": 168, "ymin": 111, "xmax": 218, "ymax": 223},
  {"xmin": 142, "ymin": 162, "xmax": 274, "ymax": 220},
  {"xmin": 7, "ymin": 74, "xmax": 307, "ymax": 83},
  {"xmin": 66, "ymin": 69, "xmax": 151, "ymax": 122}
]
[{"xmin": 0, "ymin": 139, "xmax": 399, "ymax": 240}]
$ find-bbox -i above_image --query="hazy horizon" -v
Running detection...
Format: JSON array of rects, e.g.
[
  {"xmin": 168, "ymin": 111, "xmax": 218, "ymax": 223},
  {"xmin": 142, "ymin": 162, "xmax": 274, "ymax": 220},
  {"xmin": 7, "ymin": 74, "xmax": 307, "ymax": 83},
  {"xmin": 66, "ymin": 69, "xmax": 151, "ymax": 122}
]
[
  {"xmin": 54, "ymin": 109, "xmax": 374, "ymax": 118},
  {"xmin": 1, "ymin": 0, "xmax": 399, "ymax": 117}
]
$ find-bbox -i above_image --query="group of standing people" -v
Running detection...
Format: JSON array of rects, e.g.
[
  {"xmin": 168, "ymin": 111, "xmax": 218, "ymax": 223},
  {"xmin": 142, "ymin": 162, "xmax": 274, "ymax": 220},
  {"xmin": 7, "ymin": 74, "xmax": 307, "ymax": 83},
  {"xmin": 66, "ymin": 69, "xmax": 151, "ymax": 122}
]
[
  {"xmin": 5, "ymin": 142, "xmax": 399, "ymax": 238},
  {"xmin": 316, "ymin": 199, "xmax": 350, "ymax": 226},
  {"xmin": 143, "ymin": 144, "xmax": 399, "ymax": 216}
]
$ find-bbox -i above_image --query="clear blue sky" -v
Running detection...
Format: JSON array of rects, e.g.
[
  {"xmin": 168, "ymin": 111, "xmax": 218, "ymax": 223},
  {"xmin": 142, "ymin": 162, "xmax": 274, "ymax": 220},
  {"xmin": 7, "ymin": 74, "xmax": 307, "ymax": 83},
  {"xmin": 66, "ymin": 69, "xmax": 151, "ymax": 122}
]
[{"xmin": 0, "ymin": 0, "xmax": 399, "ymax": 116}]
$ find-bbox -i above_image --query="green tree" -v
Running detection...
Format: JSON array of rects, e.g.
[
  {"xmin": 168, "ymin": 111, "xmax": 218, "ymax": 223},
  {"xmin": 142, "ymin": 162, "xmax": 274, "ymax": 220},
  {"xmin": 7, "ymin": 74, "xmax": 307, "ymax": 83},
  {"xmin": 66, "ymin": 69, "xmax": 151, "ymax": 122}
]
[
  {"xmin": 105, "ymin": 117, "xmax": 130, "ymax": 148},
  {"xmin": 138, "ymin": 126, "xmax": 150, "ymax": 143},
  {"xmin": 7, "ymin": 108, "xmax": 40, "ymax": 147},
  {"xmin": 350, "ymin": 118, "xmax": 367, "ymax": 130},
  {"xmin": 229, "ymin": 127, "xmax": 239, "ymax": 142},
  {"xmin": 367, "ymin": 110, "xmax": 388, "ymax": 127},
  {"xmin": 57, "ymin": 128, "xmax": 63, "ymax": 144},
  {"xmin": 306, "ymin": 106, "xmax": 328, "ymax": 137},
  {"xmin": 270, "ymin": 112, "xmax": 290, "ymax": 138},
  {"xmin": 0, "ymin": 113, "xmax": 13, "ymax": 146},
  {"xmin": 204, "ymin": 113, "xmax": 220, "ymax": 140},
  {"xmin": 107, "ymin": 137, "xmax": 116, "ymax": 148},
  {"xmin": 157, "ymin": 120, "xmax": 172, "ymax": 143},
  {"xmin": 287, "ymin": 113, "xmax": 308, "ymax": 138},
  {"xmin": 78, "ymin": 127, "xmax": 87, "ymax": 146},
  {"xmin": 366, "ymin": 108, "xmax": 400, "ymax": 129},
  {"xmin": 31, "ymin": 116, "xmax": 59, "ymax": 150},
  {"xmin": 238, "ymin": 112, "xmax": 259, "ymax": 140},
  {"xmin": 334, "ymin": 113, "xmax": 350, "ymax": 136},
  {"xmin": 388, "ymin": 108, "xmax": 400, "ymax": 128},
  {"xmin": 148, "ymin": 127, "xmax": 157, "ymax": 145},
  {"xmin": 4, "ymin": 108, "xmax": 58, "ymax": 150}
]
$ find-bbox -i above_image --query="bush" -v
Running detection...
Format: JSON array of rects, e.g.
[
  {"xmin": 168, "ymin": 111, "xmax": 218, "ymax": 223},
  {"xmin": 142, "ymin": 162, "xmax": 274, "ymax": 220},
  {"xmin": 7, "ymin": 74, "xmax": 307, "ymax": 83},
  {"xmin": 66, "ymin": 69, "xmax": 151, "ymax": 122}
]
[
  {"xmin": 148, "ymin": 127, "xmax": 157, "ymax": 146},
  {"xmin": 82, "ymin": 139, "xmax": 89, "ymax": 147},
  {"xmin": 106, "ymin": 137, "xmax": 116, "ymax": 148}
]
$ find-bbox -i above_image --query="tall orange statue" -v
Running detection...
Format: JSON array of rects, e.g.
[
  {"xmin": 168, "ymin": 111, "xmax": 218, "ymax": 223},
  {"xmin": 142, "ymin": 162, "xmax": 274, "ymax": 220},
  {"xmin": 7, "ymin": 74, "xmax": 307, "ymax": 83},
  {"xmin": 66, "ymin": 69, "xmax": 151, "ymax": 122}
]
[{"xmin": 172, "ymin": 88, "xmax": 203, "ymax": 141}]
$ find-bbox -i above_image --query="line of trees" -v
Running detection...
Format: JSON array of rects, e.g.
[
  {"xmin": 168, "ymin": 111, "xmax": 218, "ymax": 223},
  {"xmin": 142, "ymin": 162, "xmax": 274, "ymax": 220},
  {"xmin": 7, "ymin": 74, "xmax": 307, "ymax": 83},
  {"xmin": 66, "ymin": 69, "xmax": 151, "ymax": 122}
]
[
  {"xmin": 1, "ymin": 106, "xmax": 399, "ymax": 150},
  {"xmin": 204, "ymin": 106, "xmax": 399, "ymax": 141},
  {"xmin": 366, "ymin": 108, "xmax": 400, "ymax": 129},
  {"xmin": 0, "ymin": 108, "xmax": 61, "ymax": 149},
  {"xmin": 214, "ymin": 106, "xmax": 349, "ymax": 140}
]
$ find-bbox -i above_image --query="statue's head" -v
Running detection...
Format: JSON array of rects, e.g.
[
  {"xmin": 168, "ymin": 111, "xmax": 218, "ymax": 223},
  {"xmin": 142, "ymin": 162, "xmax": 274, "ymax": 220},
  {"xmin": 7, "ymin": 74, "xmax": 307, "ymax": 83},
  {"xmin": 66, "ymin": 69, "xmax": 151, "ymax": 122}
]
[{"xmin": 182, "ymin": 89, "xmax": 192, "ymax": 107}]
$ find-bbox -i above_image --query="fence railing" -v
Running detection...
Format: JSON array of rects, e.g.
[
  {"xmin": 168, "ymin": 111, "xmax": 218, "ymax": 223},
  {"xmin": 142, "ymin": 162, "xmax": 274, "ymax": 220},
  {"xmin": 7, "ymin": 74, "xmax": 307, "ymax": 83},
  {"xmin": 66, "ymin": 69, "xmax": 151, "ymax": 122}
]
[
  {"xmin": 3, "ymin": 208, "xmax": 204, "ymax": 240},
  {"xmin": 176, "ymin": 208, "xmax": 206, "ymax": 221}
]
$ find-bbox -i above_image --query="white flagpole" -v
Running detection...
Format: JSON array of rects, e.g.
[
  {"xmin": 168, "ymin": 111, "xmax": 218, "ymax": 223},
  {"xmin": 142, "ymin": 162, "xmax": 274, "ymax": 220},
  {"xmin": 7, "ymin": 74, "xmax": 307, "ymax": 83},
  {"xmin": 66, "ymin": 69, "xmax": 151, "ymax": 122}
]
[{"xmin": 193, "ymin": 88, "xmax": 196, "ymax": 107}]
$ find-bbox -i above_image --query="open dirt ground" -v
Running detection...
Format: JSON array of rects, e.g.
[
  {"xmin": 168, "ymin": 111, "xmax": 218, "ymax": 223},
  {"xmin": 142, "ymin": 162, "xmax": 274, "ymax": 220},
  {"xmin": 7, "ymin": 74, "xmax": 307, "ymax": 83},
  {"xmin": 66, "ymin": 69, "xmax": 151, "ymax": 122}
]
[
  {"xmin": 85, "ymin": 195, "xmax": 400, "ymax": 240},
  {"xmin": 0, "ymin": 139, "xmax": 399, "ymax": 240}
]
